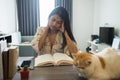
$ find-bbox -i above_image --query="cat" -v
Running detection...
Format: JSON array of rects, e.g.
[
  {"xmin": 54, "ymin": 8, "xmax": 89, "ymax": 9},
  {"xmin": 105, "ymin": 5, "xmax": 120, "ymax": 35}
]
[{"xmin": 73, "ymin": 48, "xmax": 120, "ymax": 80}]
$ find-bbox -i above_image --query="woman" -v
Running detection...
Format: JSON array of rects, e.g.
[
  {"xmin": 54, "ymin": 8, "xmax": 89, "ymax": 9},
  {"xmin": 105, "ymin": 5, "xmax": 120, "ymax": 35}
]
[{"xmin": 31, "ymin": 7, "xmax": 79, "ymax": 56}]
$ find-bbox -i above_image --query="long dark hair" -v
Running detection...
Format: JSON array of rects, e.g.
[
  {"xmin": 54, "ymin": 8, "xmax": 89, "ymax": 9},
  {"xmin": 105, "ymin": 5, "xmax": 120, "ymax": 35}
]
[{"xmin": 48, "ymin": 7, "xmax": 76, "ymax": 48}]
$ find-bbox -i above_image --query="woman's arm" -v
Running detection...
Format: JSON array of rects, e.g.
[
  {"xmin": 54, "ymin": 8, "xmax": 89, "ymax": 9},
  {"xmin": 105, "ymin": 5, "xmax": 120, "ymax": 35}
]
[
  {"xmin": 38, "ymin": 27, "xmax": 49, "ymax": 50},
  {"xmin": 60, "ymin": 23, "xmax": 78, "ymax": 53},
  {"xmin": 64, "ymin": 31, "xmax": 78, "ymax": 53}
]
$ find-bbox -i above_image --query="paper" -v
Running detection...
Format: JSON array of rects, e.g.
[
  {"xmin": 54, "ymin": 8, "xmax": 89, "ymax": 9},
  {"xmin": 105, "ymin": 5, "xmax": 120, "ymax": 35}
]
[
  {"xmin": 0, "ymin": 40, "xmax": 7, "ymax": 53},
  {"xmin": 112, "ymin": 38, "xmax": 120, "ymax": 50}
]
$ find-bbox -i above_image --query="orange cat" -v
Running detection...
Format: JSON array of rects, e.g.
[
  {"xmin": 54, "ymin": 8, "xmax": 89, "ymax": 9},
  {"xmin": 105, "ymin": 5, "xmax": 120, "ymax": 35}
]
[{"xmin": 73, "ymin": 48, "xmax": 120, "ymax": 80}]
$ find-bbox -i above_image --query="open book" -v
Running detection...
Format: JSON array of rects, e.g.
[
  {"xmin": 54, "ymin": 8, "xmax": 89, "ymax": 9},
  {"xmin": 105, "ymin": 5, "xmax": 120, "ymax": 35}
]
[{"xmin": 34, "ymin": 53, "xmax": 73, "ymax": 67}]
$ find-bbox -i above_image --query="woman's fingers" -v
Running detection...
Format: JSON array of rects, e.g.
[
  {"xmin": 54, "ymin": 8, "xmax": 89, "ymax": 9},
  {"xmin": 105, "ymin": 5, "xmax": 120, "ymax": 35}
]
[{"xmin": 61, "ymin": 22, "xmax": 65, "ymax": 33}]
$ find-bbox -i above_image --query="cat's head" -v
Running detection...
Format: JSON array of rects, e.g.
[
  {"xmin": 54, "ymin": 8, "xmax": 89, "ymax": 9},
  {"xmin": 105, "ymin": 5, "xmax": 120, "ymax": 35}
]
[{"xmin": 73, "ymin": 52, "xmax": 93, "ymax": 70}]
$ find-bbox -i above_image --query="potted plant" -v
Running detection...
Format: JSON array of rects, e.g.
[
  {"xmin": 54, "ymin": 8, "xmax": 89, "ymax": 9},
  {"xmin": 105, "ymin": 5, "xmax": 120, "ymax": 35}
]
[{"xmin": 20, "ymin": 65, "xmax": 30, "ymax": 80}]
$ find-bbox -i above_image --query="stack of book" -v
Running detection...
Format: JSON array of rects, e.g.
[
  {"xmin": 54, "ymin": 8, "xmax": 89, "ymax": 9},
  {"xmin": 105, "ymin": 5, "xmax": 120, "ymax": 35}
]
[{"xmin": 2, "ymin": 46, "xmax": 18, "ymax": 80}]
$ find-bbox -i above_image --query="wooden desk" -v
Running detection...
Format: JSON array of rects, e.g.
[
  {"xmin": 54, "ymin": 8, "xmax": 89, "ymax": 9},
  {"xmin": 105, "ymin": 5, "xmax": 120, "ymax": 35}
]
[{"xmin": 13, "ymin": 66, "xmax": 86, "ymax": 80}]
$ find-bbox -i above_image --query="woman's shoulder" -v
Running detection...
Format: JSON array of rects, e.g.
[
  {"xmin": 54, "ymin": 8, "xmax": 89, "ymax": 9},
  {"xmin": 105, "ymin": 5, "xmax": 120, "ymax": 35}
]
[
  {"xmin": 37, "ymin": 26, "xmax": 47, "ymax": 32},
  {"xmin": 37, "ymin": 26, "xmax": 47, "ymax": 30}
]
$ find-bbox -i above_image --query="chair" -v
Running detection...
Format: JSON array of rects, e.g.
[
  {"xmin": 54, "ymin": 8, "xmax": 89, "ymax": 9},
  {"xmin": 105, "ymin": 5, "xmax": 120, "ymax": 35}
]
[{"xmin": 10, "ymin": 32, "xmax": 36, "ymax": 57}]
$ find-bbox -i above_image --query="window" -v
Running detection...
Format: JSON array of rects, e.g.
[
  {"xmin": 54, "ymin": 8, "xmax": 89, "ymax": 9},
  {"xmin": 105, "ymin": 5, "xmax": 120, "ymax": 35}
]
[
  {"xmin": 17, "ymin": 0, "xmax": 72, "ymax": 35},
  {"xmin": 39, "ymin": 0, "xmax": 55, "ymax": 26}
]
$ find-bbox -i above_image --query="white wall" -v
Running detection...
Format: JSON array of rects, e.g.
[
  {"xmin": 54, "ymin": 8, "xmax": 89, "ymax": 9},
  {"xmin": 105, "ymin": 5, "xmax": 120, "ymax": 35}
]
[
  {"xmin": 0, "ymin": 0, "xmax": 17, "ymax": 34},
  {"xmin": 73, "ymin": 0, "xmax": 120, "ymax": 51},
  {"xmin": 73, "ymin": 0, "xmax": 94, "ymax": 51},
  {"xmin": 94, "ymin": 0, "xmax": 120, "ymax": 36}
]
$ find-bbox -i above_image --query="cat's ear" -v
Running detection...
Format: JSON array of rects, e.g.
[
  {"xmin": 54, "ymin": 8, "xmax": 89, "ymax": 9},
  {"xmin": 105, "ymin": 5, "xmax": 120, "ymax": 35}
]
[{"xmin": 85, "ymin": 60, "xmax": 92, "ymax": 66}]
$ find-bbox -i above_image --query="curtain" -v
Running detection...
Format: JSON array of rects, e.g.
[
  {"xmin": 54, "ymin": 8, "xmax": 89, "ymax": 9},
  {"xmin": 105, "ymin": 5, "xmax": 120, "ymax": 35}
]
[
  {"xmin": 55, "ymin": 0, "xmax": 72, "ymax": 27},
  {"xmin": 16, "ymin": 0, "xmax": 40, "ymax": 36}
]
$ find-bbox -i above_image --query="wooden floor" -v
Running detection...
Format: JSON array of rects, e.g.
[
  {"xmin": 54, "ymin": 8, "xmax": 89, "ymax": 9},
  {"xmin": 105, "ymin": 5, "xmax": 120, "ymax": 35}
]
[{"xmin": 13, "ymin": 65, "xmax": 87, "ymax": 80}]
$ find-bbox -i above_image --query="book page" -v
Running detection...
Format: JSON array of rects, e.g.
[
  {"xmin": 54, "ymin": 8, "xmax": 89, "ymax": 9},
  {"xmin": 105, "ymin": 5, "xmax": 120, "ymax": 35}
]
[
  {"xmin": 53, "ymin": 53, "xmax": 73, "ymax": 65},
  {"xmin": 34, "ymin": 54, "xmax": 55, "ymax": 67}
]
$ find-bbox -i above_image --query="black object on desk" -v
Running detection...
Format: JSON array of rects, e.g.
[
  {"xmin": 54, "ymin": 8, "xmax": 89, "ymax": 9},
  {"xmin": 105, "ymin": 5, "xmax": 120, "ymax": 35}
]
[
  {"xmin": 21, "ymin": 60, "xmax": 31, "ymax": 67},
  {"xmin": 0, "ymin": 35, "xmax": 11, "ymax": 43}
]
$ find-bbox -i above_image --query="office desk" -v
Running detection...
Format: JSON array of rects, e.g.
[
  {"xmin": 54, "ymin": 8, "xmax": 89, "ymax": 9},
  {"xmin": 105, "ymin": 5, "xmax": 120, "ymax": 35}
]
[{"xmin": 13, "ymin": 66, "xmax": 86, "ymax": 80}]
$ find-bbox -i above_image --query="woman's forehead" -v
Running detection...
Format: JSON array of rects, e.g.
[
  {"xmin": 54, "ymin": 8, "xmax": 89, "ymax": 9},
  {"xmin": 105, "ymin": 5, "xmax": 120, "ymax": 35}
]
[{"xmin": 50, "ymin": 14, "xmax": 62, "ymax": 21}]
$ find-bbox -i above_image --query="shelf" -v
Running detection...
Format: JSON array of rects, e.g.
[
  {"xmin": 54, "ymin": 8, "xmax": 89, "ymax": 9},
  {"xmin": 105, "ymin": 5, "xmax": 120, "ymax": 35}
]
[
  {"xmin": 0, "ymin": 34, "xmax": 11, "ymax": 43},
  {"xmin": 89, "ymin": 51, "xmax": 98, "ymax": 54},
  {"xmin": 87, "ymin": 40, "xmax": 110, "ymax": 54},
  {"xmin": 87, "ymin": 41, "xmax": 98, "ymax": 46}
]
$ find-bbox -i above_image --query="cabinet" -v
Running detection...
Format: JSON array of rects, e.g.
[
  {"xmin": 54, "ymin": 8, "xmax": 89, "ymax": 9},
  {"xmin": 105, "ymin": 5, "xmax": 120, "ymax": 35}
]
[{"xmin": 87, "ymin": 41, "xmax": 110, "ymax": 54}]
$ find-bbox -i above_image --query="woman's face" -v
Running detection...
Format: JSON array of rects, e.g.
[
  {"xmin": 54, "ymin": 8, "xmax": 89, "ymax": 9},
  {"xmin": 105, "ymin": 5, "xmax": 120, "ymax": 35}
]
[{"xmin": 48, "ymin": 14, "xmax": 63, "ymax": 31}]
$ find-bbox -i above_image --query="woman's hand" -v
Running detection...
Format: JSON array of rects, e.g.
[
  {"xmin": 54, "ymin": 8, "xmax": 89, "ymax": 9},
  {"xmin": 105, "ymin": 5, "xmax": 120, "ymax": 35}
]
[
  {"xmin": 44, "ymin": 24, "xmax": 50, "ymax": 34},
  {"xmin": 60, "ymin": 22, "xmax": 65, "ymax": 33},
  {"xmin": 38, "ymin": 25, "xmax": 49, "ymax": 51},
  {"xmin": 45, "ymin": 24, "xmax": 49, "ymax": 31}
]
